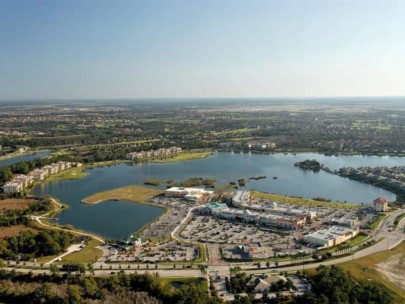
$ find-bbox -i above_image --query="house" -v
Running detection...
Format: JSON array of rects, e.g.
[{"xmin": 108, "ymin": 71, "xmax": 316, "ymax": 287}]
[{"xmin": 373, "ymin": 198, "xmax": 388, "ymax": 212}]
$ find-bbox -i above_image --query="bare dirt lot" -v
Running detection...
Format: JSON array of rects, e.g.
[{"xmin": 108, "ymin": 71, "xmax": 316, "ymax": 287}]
[
  {"xmin": 0, "ymin": 198, "xmax": 37, "ymax": 213},
  {"xmin": 377, "ymin": 253, "xmax": 405, "ymax": 291}
]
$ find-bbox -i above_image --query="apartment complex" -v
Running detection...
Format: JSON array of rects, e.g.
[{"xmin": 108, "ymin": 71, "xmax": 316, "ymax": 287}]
[
  {"xmin": 1, "ymin": 161, "xmax": 78, "ymax": 194},
  {"xmin": 126, "ymin": 147, "xmax": 182, "ymax": 160}
]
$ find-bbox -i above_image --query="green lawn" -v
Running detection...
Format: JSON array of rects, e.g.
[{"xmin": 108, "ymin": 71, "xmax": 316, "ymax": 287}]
[
  {"xmin": 81, "ymin": 185, "xmax": 163, "ymax": 204},
  {"xmin": 62, "ymin": 239, "xmax": 103, "ymax": 264},
  {"xmin": 369, "ymin": 214, "xmax": 388, "ymax": 229},
  {"xmin": 252, "ymin": 191, "xmax": 358, "ymax": 209},
  {"xmin": 44, "ymin": 166, "xmax": 88, "ymax": 182},
  {"xmin": 194, "ymin": 244, "xmax": 207, "ymax": 263},
  {"xmin": 149, "ymin": 150, "xmax": 212, "ymax": 163},
  {"xmin": 345, "ymin": 234, "xmax": 370, "ymax": 247}
]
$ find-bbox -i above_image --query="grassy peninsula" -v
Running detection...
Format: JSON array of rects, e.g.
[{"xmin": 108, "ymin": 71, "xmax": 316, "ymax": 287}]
[
  {"xmin": 149, "ymin": 149, "xmax": 212, "ymax": 163},
  {"xmin": 44, "ymin": 166, "xmax": 88, "ymax": 182},
  {"xmin": 81, "ymin": 185, "xmax": 163, "ymax": 204},
  {"xmin": 251, "ymin": 191, "xmax": 359, "ymax": 209}
]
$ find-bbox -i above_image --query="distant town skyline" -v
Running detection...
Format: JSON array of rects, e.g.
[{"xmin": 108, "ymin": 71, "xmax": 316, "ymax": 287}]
[{"xmin": 1, "ymin": 1, "xmax": 404, "ymax": 100}]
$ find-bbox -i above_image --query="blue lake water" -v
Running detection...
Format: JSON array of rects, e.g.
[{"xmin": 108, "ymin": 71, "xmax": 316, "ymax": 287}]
[
  {"xmin": 32, "ymin": 152, "xmax": 405, "ymax": 239},
  {"xmin": 0, "ymin": 151, "xmax": 50, "ymax": 168}
]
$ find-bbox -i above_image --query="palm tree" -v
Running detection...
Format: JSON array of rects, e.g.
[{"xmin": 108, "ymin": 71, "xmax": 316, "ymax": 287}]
[
  {"xmin": 198, "ymin": 264, "xmax": 208, "ymax": 278},
  {"xmin": 50, "ymin": 264, "xmax": 59, "ymax": 276},
  {"xmin": 86, "ymin": 263, "xmax": 94, "ymax": 275},
  {"xmin": 230, "ymin": 266, "xmax": 241, "ymax": 276}
]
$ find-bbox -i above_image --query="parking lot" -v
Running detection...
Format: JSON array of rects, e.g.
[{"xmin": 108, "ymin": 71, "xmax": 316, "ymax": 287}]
[
  {"xmin": 178, "ymin": 199, "xmax": 365, "ymax": 261},
  {"xmin": 141, "ymin": 197, "xmax": 196, "ymax": 239}
]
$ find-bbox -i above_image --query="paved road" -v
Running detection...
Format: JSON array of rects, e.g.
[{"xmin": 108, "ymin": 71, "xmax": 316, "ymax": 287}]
[
  {"xmin": 5, "ymin": 208, "xmax": 404, "ymax": 280},
  {"xmin": 207, "ymin": 208, "xmax": 405, "ymax": 277},
  {"xmin": 45, "ymin": 244, "xmax": 82, "ymax": 265}
]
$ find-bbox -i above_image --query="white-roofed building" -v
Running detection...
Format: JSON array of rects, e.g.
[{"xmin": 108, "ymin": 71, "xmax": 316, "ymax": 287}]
[
  {"xmin": 232, "ymin": 190, "xmax": 250, "ymax": 206},
  {"xmin": 304, "ymin": 226, "xmax": 359, "ymax": 248}
]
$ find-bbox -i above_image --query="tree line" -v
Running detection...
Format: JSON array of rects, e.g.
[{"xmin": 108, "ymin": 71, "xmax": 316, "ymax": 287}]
[
  {"xmin": 0, "ymin": 269, "xmax": 222, "ymax": 304},
  {"xmin": 0, "ymin": 230, "xmax": 76, "ymax": 260}
]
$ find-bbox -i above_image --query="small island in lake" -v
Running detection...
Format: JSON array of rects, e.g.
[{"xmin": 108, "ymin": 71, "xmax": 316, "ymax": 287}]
[{"xmin": 294, "ymin": 159, "xmax": 323, "ymax": 172}]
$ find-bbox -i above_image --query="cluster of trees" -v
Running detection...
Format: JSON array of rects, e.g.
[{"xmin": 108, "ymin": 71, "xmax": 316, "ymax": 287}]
[
  {"xmin": 0, "ymin": 230, "xmax": 76, "ymax": 260},
  {"xmin": 0, "ymin": 200, "xmax": 51, "ymax": 227},
  {"xmin": 294, "ymin": 159, "xmax": 322, "ymax": 172},
  {"xmin": 3, "ymin": 101, "xmax": 405, "ymax": 160},
  {"xmin": 268, "ymin": 278, "xmax": 294, "ymax": 292},
  {"xmin": 0, "ymin": 269, "xmax": 222, "ymax": 304},
  {"xmin": 228, "ymin": 272, "xmax": 251, "ymax": 293},
  {"xmin": 179, "ymin": 177, "xmax": 216, "ymax": 188},
  {"xmin": 294, "ymin": 265, "xmax": 393, "ymax": 304}
]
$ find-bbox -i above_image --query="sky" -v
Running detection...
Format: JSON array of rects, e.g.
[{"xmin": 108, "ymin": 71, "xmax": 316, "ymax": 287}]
[{"xmin": 0, "ymin": 0, "xmax": 404, "ymax": 100}]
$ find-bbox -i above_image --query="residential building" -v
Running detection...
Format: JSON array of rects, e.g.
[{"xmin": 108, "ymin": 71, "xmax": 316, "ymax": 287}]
[
  {"xmin": 2, "ymin": 181, "xmax": 24, "ymax": 194},
  {"xmin": 126, "ymin": 147, "xmax": 182, "ymax": 160},
  {"xmin": 30, "ymin": 168, "xmax": 48, "ymax": 181},
  {"xmin": 373, "ymin": 198, "xmax": 388, "ymax": 212}
]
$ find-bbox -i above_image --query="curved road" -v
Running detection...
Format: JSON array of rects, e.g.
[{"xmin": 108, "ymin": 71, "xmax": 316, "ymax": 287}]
[{"xmin": 5, "ymin": 207, "xmax": 404, "ymax": 279}]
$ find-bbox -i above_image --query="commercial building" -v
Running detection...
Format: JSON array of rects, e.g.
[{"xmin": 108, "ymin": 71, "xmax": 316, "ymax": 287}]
[
  {"xmin": 247, "ymin": 274, "xmax": 287, "ymax": 293},
  {"xmin": 198, "ymin": 203, "xmax": 306, "ymax": 230},
  {"xmin": 330, "ymin": 217, "xmax": 359, "ymax": 227},
  {"xmin": 232, "ymin": 191, "xmax": 250, "ymax": 206},
  {"xmin": 165, "ymin": 187, "xmax": 213, "ymax": 201},
  {"xmin": 304, "ymin": 226, "xmax": 359, "ymax": 248},
  {"xmin": 373, "ymin": 198, "xmax": 388, "ymax": 212},
  {"xmin": 265, "ymin": 206, "xmax": 317, "ymax": 221}
]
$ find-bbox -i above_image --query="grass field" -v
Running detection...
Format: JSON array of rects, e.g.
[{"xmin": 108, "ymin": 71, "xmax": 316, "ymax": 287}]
[
  {"xmin": 251, "ymin": 191, "xmax": 359, "ymax": 209},
  {"xmin": 0, "ymin": 198, "xmax": 37, "ymax": 213},
  {"xmin": 160, "ymin": 277, "xmax": 208, "ymax": 293},
  {"xmin": 338, "ymin": 241, "xmax": 405, "ymax": 304},
  {"xmin": 44, "ymin": 166, "xmax": 88, "ymax": 182},
  {"xmin": 369, "ymin": 214, "xmax": 387, "ymax": 229},
  {"xmin": 62, "ymin": 239, "xmax": 103, "ymax": 263},
  {"xmin": 81, "ymin": 185, "xmax": 163, "ymax": 204},
  {"xmin": 0, "ymin": 225, "xmax": 37, "ymax": 238},
  {"xmin": 149, "ymin": 150, "xmax": 213, "ymax": 163}
]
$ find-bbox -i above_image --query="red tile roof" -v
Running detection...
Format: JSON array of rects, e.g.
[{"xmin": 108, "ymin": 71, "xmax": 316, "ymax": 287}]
[{"xmin": 374, "ymin": 198, "xmax": 388, "ymax": 204}]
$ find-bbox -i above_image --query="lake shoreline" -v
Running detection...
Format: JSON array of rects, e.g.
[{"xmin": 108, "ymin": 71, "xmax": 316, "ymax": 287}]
[{"xmin": 31, "ymin": 152, "xmax": 402, "ymax": 239}]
